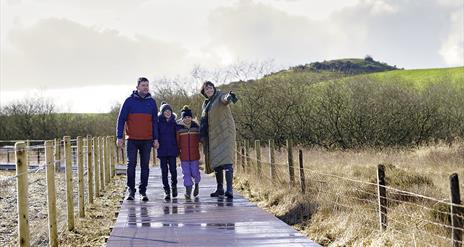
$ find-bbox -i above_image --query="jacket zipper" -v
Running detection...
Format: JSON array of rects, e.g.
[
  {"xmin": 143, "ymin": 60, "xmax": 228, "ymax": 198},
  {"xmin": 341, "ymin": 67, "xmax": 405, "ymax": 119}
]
[{"xmin": 187, "ymin": 127, "xmax": 191, "ymax": 161}]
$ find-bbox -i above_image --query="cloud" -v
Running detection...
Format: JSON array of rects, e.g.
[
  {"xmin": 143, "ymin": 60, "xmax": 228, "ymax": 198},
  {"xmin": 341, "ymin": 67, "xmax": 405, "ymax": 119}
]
[
  {"xmin": 439, "ymin": 7, "xmax": 464, "ymax": 66},
  {"xmin": 1, "ymin": 18, "xmax": 190, "ymax": 90},
  {"xmin": 330, "ymin": 0, "xmax": 462, "ymax": 68},
  {"xmin": 207, "ymin": 0, "xmax": 333, "ymax": 66},
  {"xmin": 206, "ymin": 0, "xmax": 463, "ymax": 69}
]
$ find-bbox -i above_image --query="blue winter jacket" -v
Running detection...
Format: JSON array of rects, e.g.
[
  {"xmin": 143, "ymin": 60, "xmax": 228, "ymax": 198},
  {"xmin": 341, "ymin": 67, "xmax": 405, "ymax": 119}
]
[
  {"xmin": 157, "ymin": 113, "xmax": 178, "ymax": 157},
  {"xmin": 116, "ymin": 91, "xmax": 159, "ymax": 141}
]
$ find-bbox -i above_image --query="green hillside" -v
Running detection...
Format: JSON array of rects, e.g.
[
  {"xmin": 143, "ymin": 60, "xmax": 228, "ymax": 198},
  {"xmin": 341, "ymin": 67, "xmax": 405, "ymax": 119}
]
[{"xmin": 369, "ymin": 66, "xmax": 464, "ymax": 88}]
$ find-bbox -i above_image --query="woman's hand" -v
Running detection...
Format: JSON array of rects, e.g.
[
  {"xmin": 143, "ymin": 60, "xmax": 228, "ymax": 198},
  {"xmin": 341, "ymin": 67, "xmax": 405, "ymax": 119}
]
[{"xmin": 226, "ymin": 91, "xmax": 238, "ymax": 104}]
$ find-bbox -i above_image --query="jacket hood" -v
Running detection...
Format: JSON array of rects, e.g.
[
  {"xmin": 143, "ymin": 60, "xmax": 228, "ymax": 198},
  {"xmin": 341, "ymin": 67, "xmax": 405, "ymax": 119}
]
[
  {"xmin": 176, "ymin": 119, "xmax": 199, "ymax": 128},
  {"xmin": 158, "ymin": 112, "xmax": 177, "ymax": 122}
]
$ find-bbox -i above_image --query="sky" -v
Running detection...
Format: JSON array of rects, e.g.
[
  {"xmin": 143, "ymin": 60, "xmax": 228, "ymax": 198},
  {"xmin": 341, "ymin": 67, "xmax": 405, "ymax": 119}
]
[{"xmin": 1, "ymin": 0, "xmax": 463, "ymax": 113}]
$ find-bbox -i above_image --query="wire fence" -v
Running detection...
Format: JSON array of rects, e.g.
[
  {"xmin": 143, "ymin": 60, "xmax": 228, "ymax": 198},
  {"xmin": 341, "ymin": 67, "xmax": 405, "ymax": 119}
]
[
  {"xmin": 234, "ymin": 139, "xmax": 464, "ymax": 247},
  {"xmin": 0, "ymin": 136, "xmax": 124, "ymax": 246}
]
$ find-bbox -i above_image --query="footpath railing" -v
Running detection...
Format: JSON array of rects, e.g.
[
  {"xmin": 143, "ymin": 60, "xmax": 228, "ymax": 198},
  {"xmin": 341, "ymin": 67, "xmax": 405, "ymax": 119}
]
[
  {"xmin": 234, "ymin": 139, "xmax": 464, "ymax": 247},
  {"xmin": 0, "ymin": 136, "xmax": 142, "ymax": 246}
]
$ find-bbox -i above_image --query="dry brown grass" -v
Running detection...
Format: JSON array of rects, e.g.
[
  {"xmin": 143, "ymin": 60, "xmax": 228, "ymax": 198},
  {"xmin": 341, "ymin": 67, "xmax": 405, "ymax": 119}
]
[
  {"xmin": 58, "ymin": 175, "xmax": 126, "ymax": 247},
  {"xmin": 0, "ymin": 171, "xmax": 126, "ymax": 247},
  {"xmin": 234, "ymin": 142, "xmax": 464, "ymax": 247}
]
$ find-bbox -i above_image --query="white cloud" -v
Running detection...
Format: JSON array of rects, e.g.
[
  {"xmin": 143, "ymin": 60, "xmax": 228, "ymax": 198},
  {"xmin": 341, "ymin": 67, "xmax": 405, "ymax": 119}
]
[
  {"xmin": 1, "ymin": 18, "xmax": 190, "ymax": 90},
  {"xmin": 439, "ymin": 7, "xmax": 464, "ymax": 66},
  {"xmin": 207, "ymin": 0, "xmax": 333, "ymax": 66},
  {"xmin": 1, "ymin": 0, "xmax": 462, "ymax": 112},
  {"xmin": 205, "ymin": 0, "xmax": 462, "ymax": 69}
]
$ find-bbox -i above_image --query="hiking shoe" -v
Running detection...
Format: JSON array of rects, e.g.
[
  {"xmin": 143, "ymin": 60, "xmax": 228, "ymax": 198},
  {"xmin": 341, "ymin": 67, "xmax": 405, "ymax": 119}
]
[
  {"xmin": 193, "ymin": 183, "xmax": 199, "ymax": 197},
  {"xmin": 185, "ymin": 186, "xmax": 192, "ymax": 200},
  {"xmin": 210, "ymin": 189, "xmax": 224, "ymax": 198},
  {"xmin": 126, "ymin": 191, "xmax": 135, "ymax": 201},
  {"xmin": 163, "ymin": 188, "xmax": 171, "ymax": 200},
  {"xmin": 172, "ymin": 187, "xmax": 178, "ymax": 198},
  {"xmin": 225, "ymin": 191, "xmax": 233, "ymax": 199},
  {"xmin": 140, "ymin": 193, "xmax": 149, "ymax": 202}
]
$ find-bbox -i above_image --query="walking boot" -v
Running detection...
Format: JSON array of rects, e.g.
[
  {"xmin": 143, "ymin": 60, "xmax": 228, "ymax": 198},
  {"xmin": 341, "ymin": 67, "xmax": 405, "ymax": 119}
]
[
  {"xmin": 185, "ymin": 186, "xmax": 192, "ymax": 200},
  {"xmin": 163, "ymin": 187, "xmax": 171, "ymax": 200},
  {"xmin": 172, "ymin": 186, "xmax": 178, "ymax": 198},
  {"xmin": 225, "ymin": 165, "xmax": 234, "ymax": 199},
  {"xmin": 210, "ymin": 167, "xmax": 224, "ymax": 197},
  {"xmin": 193, "ymin": 183, "xmax": 199, "ymax": 197}
]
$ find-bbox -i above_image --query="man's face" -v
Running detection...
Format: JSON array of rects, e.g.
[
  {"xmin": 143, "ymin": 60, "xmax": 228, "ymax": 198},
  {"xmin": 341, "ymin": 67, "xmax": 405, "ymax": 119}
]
[
  {"xmin": 137, "ymin": 81, "xmax": 150, "ymax": 95},
  {"xmin": 205, "ymin": 85, "xmax": 214, "ymax": 98}
]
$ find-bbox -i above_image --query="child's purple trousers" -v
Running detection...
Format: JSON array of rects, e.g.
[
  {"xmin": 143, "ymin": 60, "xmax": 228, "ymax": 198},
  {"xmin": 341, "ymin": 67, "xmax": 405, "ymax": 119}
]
[{"xmin": 181, "ymin": 160, "xmax": 201, "ymax": 186}]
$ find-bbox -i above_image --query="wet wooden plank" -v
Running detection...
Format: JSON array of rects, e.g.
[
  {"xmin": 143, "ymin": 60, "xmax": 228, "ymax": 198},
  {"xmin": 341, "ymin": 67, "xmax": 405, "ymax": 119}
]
[{"xmin": 107, "ymin": 167, "xmax": 320, "ymax": 247}]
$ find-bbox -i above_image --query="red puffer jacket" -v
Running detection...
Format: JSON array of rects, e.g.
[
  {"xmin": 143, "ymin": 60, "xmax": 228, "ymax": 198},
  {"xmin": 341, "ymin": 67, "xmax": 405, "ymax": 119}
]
[{"xmin": 176, "ymin": 120, "xmax": 200, "ymax": 161}]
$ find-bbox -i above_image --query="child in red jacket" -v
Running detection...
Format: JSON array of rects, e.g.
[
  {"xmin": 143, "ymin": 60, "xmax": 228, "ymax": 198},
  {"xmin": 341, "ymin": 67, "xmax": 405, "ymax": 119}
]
[{"xmin": 176, "ymin": 106, "xmax": 201, "ymax": 199}]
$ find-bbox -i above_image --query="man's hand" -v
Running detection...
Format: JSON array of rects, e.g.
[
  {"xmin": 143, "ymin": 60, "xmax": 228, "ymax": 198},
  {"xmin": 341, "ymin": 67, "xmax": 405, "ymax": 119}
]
[
  {"xmin": 153, "ymin": 139, "xmax": 160, "ymax": 149},
  {"xmin": 117, "ymin": 138, "xmax": 124, "ymax": 149}
]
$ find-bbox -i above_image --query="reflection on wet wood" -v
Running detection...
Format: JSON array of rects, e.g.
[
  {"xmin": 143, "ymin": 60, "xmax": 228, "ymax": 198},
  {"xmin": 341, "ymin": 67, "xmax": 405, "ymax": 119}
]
[{"xmin": 107, "ymin": 167, "xmax": 320, "ymax": 246}]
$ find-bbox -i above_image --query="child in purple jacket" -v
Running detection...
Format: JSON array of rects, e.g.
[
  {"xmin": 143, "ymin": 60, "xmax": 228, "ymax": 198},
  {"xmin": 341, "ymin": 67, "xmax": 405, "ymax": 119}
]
[{"xmin": 157, "ymin": 102, "xmax": 178, "ymax": 200}]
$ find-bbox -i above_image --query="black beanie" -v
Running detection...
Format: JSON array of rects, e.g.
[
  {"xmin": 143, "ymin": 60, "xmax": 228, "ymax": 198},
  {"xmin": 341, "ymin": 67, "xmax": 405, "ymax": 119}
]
[
  {"xmin": 200, "ymin": 81, "xmax": 215, "ymax": 98},
  {"xmin": 159, "ymin": 101, "xmax": 172, "ymax": 114},
  {"xmin": 181, "ymin": 105, "xmax": 193, "ymax": 118}
]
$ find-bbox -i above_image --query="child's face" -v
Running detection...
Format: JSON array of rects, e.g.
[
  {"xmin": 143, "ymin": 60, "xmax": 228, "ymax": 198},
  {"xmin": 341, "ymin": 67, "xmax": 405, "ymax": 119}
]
[
  {"xmin": 183, "ymin": 116, "xmax": 192, "ymax": 125},
  {"xmin": 163, "ymin": 110, "xmax": 172, "ymax": 119}
]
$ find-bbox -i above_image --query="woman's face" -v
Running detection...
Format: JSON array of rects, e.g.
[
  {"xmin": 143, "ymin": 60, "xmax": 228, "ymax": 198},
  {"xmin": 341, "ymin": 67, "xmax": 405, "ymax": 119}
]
[
  {"xmin": 163, "ymin": 109, "xmax": 172, "ymax": 119},
  {"xmin": 205, "ymin": 85, "xmax": 215, "ymax": 98}
]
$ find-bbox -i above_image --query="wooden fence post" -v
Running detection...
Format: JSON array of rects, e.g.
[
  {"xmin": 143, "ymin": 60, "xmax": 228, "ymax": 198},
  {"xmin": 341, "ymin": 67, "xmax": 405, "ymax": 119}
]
[
  {"xmin": 108, "ymin": 136, "xmax": 118, "ymax": 178},
  {"xmin": 450, "ymin": 173, "xmax": 463, "ymax": 247},
  {"xmin": 122, "ymin": 141, "xmax": 126, "ymax": 165},
  {"xmin": 54, "ymin": 138, "xmax": 60, "ymax": 172},
  {"xmin": 116, "ymin": 138, "xmax": 120, "ymax": 164},
  {"xmin": 99, "ymin": 137, "xmax": 105, "ymax": 191},
  {"xmin": 87, "ymin": 135, "xmax": 94, "ymax": 204},
  {"xmin": 255, "ymin": 140, "xmax": 262, "ymax": 177},
  {"xmin": 15, "ymin": 142, "xmax": 30, "ymax": 247},
  {"xmin": 77, "ymin": 136, "xmax": 85, "ymax": 218},
  {"xmin": 93, "ymin": 137, "xmax": 100, "ymax": 197},
  {"xmin": 245, "ymin": 140, "xmax": 250, "ymax": 173},
  {"xmin": 287, "ymin": 139, "xmax": 295, "ymax": 186},
  {"xmin": 105, "ymin": 136, "xmax": 110, "ymax": 183},
  {"xmin": 64, "ymin": 136, "xmax": 74, "ymax": 231},
  {"xmin": 240, "ymin": 146, "xmax": 246, "ymax": 173},
  {"xmin": 45, "ymin": 140, "xmax": 58, "ymax": 247},
  {"xmin": 269, "ymin": 140, "xmax": 275, "ymax": 181},
  {"xmin": 234, "ymin": 141, "xmax": 238, "ymax": 170},
  {"xmin": 242, "ymin": 140, "xmax": 246, "ymax": 170},
  {"xmin": 377, "ymin": 164, "xmax": 387, "ymax": 232},
  {"xmin": 299, "ymin": 150, "xmax": 305, "ymax": 194}
]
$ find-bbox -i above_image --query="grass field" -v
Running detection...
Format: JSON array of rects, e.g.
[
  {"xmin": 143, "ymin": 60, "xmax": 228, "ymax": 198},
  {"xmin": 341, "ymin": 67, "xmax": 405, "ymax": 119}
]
[
  {"xmin": 234, "ymin": 141, "xmax": 464, "ymax": 246},
  {"xmin": 368, "ymin": 66, "xmax": 464, "ymax": 88}
]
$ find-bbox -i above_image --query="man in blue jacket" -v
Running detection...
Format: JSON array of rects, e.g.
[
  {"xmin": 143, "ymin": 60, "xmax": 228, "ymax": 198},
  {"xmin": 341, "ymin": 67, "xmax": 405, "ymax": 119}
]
[{"xmin": 116, "ymin": 77, "xmax": 159, "ymax": 201}]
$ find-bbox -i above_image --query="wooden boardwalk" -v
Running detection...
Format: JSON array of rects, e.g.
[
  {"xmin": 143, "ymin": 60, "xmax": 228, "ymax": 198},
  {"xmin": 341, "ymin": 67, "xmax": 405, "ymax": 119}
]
[{"xmin": 107, "ymin": 167, "xmax": 320, "ymax": 247}]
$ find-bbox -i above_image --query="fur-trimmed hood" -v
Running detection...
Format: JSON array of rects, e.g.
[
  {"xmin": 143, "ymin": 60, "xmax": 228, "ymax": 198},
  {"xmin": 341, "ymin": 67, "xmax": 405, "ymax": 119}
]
[
  {"xmin": 158, "ymin": 112, "xmax": 177, "ymax": 122},
  {"xmin": 176, "ymin": 119, "xmax": 199, "ymax": 128}
]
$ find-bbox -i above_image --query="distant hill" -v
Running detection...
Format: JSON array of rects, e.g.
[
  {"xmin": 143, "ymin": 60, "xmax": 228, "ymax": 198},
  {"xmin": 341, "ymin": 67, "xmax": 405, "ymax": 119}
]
[{"xmin": 290, "ymin": 56, "xmax": 400, "ymax": 74}]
